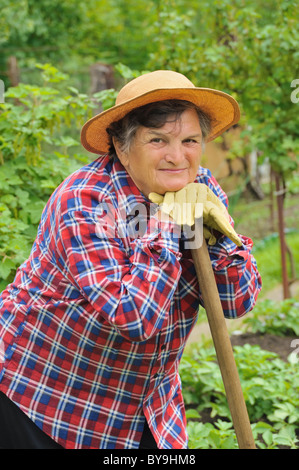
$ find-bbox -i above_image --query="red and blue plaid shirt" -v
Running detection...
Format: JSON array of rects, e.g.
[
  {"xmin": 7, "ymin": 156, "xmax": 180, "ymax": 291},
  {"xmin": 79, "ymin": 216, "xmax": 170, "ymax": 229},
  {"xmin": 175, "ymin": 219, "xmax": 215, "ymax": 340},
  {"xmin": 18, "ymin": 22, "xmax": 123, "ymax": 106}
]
[{"xmin": 0, "ymin": 155, "xmax": 261, "ymax": 449}]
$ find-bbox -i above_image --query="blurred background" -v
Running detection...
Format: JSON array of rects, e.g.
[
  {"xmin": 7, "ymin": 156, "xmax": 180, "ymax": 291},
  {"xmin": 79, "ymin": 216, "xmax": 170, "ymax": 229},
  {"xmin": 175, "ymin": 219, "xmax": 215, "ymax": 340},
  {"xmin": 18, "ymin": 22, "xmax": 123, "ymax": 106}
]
[{"xmin": 0, "ymin": 0, "xmax": 298, "ymax": 299}]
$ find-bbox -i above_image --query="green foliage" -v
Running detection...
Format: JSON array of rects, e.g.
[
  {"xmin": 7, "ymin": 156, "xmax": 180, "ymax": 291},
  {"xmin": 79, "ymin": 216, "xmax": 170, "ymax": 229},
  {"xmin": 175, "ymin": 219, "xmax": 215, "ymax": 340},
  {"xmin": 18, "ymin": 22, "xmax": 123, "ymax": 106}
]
[
  {"xmin": 187, "ymin": 419, "xmax": 237, "ymax": 449},
  {"xmin": 148, "ymin": 0, "xmax": 299, "ymax": 179},
  {"xmin": 181, "ymin": 294, "xmax": 299, "ymax": 449},
  {"xmin": 288, "ymin": 174, "xmax": 299, "ymax": 195},
  {"xmin": 2, "ymin": 0, "xmax": 298, "ymax": 179},
  {"xmin": 0, "ymin": 0, "xmax": 85, "ymax": 53},
  {"xmin": 0, "ymin": 64, "xmax": 96, "ymax": 289},
  {"xmin": 180, "ymin": 340, "xmax": 299, "ymax": 449},
  {"xmin": 242, "ymin": 298, "xmax": 299, "ymax": 336}
]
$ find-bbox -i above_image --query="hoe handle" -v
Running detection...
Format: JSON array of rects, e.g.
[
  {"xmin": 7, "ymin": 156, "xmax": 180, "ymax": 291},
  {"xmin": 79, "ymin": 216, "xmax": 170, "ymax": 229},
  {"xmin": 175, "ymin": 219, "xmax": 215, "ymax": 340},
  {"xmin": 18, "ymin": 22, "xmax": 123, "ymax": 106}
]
[{"xmin": 191, "ymin": 236, "xmax": 256, "ymax": 449}]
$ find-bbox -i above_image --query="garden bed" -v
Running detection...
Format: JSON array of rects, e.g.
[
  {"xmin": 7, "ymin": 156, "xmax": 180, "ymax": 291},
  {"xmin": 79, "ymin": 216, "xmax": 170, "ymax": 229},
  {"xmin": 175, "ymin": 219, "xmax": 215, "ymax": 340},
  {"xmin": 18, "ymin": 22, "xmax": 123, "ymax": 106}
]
[
  {"xmin": 181, "ymin": 298, "xmax": 299, "ymax": 449},
  {"xmin": 230, "ymin": 332, "xmax": 297, "ymax": 362}
]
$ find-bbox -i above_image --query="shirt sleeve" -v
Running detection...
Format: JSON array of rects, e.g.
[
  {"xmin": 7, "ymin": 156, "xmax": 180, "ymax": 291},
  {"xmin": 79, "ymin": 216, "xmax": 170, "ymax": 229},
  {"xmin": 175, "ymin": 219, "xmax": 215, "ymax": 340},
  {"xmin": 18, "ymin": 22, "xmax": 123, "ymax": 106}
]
[
  {"xmin": 206, "ymin": 233, "xmax": 262, "ymax": 318},
  {"xmin": 55, "ymin": 208, "xmax": 182, "ymax": 342},
  {"xmin": 177, "ymin": 168, "xmax": 262, "ymax": 319}
]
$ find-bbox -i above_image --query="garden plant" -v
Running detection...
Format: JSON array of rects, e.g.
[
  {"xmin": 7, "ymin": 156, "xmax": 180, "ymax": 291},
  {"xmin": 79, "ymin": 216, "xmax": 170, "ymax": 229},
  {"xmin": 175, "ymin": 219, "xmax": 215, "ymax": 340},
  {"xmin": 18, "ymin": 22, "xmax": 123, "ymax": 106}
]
[{"xmin": 181, "ymin": 298, "xmax": 299, "ymax": 449}]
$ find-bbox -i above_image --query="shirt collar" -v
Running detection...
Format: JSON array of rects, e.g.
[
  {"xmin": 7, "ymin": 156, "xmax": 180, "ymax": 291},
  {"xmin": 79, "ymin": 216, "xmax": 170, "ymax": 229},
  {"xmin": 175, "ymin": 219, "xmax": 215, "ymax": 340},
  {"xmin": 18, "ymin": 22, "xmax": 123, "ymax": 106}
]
[{"xmin": 109, "ymin": 156, "xmax": 151, "ymax": 217}]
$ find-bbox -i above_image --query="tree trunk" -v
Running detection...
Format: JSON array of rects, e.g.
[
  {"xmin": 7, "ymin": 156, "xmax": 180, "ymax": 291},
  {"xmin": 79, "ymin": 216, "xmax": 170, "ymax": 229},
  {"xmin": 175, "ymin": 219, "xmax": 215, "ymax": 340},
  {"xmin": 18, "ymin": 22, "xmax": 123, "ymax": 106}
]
[
  {"xmin": 274, "ymin": 171, "xmax": 290, "ymax": 299},
  {"xmin": 7, "ymin": 56, "xmax": 20, "ymax": 86}
]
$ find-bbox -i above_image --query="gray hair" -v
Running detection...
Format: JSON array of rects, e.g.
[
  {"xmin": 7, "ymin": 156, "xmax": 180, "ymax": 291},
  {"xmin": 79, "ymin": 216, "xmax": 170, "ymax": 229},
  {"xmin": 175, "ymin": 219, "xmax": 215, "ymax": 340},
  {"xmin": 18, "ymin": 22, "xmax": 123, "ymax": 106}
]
[{"xmin": 107, "ymin": 99, "xmax": 211, "ymax": 156}]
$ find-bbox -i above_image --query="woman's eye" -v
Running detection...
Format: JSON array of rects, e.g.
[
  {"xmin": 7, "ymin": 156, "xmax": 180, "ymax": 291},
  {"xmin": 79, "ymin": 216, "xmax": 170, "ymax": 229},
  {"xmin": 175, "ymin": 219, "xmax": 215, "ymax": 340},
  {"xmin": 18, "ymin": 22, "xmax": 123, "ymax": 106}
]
[
  {"xmin": 184, "ymin": 139, "xmax": 200, "ymax": 144},
  {"xmin": 150, "ymin": 138, "xmax": 164, "ymax": 143}
]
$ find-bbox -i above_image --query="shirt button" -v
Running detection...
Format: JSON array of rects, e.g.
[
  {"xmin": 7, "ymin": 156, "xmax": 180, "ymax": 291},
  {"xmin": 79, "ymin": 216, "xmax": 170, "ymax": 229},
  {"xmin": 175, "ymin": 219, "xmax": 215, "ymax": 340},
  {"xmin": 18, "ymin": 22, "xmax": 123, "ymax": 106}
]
[{"xmin": 161, "ymin": 344, "xmax": 166, "ymax": 350}]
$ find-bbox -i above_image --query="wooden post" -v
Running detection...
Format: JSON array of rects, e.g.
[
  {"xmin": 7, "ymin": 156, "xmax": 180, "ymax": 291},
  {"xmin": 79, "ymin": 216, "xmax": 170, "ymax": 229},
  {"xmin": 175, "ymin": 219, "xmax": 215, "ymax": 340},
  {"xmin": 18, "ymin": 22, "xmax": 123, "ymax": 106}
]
[
  {"xmin": 90, "ymin": 62, "xmax": 115, "ymax": 114},
  {"xmin": 7, "ymin": 56, "xmax": 20, "ymax": 87}
]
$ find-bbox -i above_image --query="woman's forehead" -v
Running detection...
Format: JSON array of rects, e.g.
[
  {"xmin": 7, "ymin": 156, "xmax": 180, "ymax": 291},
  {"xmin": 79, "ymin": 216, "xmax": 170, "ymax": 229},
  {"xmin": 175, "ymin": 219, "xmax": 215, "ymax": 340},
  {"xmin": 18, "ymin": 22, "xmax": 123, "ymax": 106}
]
[{"xmin": 138, "ymin": 108, "xmax": 203, "ymax": 136}]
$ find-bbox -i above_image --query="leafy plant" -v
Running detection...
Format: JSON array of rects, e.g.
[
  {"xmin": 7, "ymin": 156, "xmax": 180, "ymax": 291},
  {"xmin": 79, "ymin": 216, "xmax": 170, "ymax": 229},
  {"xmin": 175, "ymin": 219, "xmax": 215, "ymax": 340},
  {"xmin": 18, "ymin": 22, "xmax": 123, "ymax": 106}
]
[
  {"xmin": 187, "ymin": 419, "xmax": 238, "ymax": 449},
  {"xmin": 243, "ymin": 298, "xmax": 299, "ymax": 336},
  {"xmin": 0, "ymin": 64, "xmax": 96, "ymax": 290},
  {"xmin": 243, "ymin": 231, "xmax": 299, "ymax": 295},
  {"xmin": 180, "ymin": 339, "xmax": 299, "ymax": 449}
]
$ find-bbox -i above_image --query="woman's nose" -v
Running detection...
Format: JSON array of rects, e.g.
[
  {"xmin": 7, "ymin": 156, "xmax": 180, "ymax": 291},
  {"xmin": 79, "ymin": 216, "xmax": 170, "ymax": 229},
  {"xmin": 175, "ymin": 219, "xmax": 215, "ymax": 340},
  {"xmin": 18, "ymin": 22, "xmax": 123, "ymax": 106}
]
[{"xmin": 164, "ymin": 143, "xmax": 185, "ymax": 164}]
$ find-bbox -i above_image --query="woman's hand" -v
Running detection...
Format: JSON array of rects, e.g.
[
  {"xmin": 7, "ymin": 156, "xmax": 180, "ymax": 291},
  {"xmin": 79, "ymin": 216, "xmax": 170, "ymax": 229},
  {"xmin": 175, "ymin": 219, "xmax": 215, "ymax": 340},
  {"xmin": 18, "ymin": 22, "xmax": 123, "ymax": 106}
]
[{"xmin": 149, "ymin": 182, "xmax": 242, "ymax": 246}]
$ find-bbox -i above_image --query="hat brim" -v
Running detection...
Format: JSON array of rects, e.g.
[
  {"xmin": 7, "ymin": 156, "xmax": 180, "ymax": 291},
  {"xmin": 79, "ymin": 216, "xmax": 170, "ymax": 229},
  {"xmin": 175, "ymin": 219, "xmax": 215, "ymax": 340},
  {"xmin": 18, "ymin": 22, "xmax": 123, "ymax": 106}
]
[{"xmin": 81, "ymin": 87, "xmax": 240, "ymax": 155}]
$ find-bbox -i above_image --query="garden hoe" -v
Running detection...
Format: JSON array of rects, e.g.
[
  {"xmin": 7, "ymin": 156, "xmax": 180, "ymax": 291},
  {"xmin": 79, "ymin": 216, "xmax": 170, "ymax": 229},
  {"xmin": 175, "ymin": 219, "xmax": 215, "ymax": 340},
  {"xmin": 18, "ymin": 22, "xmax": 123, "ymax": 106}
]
[{"xmin": 190, "ymin": 221, "xmax": 256, "ymax": 449}]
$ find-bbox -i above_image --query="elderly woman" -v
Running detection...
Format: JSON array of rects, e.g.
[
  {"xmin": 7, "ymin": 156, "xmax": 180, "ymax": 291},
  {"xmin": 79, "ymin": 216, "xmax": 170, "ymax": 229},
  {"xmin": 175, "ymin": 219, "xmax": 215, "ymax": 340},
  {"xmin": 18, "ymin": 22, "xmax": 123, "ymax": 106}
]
[{"xmin": 0, "ymin": 70, "xmax": 261, "ymax": 449}]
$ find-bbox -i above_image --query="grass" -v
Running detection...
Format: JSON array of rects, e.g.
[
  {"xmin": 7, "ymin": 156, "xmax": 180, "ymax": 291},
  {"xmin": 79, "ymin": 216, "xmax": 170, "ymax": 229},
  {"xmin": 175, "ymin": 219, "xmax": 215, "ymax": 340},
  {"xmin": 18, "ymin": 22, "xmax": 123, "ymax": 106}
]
[
  {"xmin": 253, "ymin": 231, "xmax": 299, "ymax": 295},
  {"xmin": 230, "ymin": 190, "xmax": 299, "ymax": 242},
  {"xmin": 229, "ymin": 188, "xmax": 299, "ymax": 296}
]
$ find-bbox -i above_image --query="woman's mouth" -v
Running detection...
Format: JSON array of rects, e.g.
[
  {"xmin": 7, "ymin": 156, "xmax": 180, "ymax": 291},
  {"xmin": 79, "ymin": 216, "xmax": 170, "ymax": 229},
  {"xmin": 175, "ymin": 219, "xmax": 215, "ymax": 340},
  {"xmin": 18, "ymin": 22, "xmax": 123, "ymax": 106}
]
[{"xmin": 159, "ymin": 168, "xmax": 187, "ymax": 173}]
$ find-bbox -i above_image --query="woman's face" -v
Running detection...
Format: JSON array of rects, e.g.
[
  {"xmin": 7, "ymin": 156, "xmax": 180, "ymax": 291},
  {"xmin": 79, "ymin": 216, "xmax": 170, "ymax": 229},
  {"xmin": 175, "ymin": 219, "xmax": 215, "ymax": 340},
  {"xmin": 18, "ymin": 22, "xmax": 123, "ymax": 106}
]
[{"xmin": 114, "ymin": 108, "xmax": 203, "ymax": 197}]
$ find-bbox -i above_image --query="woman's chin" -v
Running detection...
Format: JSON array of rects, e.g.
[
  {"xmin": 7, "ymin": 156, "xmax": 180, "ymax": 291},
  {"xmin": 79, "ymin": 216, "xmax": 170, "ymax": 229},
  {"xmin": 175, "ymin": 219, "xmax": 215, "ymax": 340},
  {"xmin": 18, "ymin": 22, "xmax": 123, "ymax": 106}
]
[{"xmin": 158, "ymin": 181, "xmax": 190, "ymax": 194}]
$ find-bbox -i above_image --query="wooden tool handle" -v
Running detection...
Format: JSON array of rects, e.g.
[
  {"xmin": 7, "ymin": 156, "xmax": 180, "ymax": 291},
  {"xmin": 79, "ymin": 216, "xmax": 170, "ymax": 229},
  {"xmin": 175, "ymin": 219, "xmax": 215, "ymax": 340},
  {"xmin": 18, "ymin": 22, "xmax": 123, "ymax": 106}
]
[{"xmin": 191, "ymin": 236, "xmax": 256, "ymax": 449}]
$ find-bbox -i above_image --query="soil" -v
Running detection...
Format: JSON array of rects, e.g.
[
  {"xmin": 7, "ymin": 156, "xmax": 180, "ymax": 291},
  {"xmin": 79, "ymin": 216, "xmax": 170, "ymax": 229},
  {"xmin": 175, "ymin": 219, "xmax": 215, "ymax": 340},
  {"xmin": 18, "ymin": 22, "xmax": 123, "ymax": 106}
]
[
  {"xmin": 185, "ymin": 282, "xmax": 299, "ymax": 445},
  {"xmin": 187, "ymin": 280, "xmax": 299, "ymax": 349},
  {"xmin": 187, "ymin": 330, "xmax": 298, "ymax": 449},
  {"xmin": 186, "ymin": 330, "xmax": 298, "ymax": 448},
  {"xmin": 230, "ymin": 331, "xmax": 297, "ymax": 362},
  {"xmin": 183, "ymin": 193, "xmax": 299, "ymax": 446}
]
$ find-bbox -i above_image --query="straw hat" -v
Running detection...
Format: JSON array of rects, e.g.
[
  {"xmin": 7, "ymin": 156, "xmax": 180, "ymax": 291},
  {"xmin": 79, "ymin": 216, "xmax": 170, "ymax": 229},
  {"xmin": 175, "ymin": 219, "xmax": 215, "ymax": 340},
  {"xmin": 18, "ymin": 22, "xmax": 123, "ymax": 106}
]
[{"xmin": 81, "ymin": 70, "xmax": 240, "ymax": 155}]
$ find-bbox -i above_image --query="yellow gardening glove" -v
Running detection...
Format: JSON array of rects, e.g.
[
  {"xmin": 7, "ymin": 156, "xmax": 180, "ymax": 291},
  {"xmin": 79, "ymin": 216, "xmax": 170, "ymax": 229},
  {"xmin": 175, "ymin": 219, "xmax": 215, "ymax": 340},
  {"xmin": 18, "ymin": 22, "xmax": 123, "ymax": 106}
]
[{"xmin": 149, "ymin": 182, "xmax": 242, "ymax": 246}]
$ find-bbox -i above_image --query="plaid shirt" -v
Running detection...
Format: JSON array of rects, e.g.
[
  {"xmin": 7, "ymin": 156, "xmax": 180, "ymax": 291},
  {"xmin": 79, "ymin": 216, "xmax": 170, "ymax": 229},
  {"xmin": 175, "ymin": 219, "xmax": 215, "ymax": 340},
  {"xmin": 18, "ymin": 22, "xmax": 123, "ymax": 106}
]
[{"xmin": 0, "ymin": 155, "xmax": 261, "ymax": 449}]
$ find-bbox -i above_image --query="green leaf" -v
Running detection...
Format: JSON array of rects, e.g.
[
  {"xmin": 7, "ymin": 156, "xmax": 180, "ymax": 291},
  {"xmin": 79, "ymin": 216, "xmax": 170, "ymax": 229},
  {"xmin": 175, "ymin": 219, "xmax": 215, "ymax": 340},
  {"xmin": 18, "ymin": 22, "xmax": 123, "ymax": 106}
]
[
  {"xmin": 0, "ymin": 258, "xmax": 15, "ymax": 280},
  {"xmin": 185, "ymin": 409, "xmax": 201, "ymax": 419},
  {"xmin": 262, "ymin": 430, "xmax": 273, "ymax": 446}
]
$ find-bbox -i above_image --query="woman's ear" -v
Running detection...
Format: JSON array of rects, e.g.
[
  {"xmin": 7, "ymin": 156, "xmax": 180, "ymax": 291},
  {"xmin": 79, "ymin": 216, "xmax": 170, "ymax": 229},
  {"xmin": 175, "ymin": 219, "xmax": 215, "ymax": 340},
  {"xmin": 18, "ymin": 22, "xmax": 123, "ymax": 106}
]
[{"xmin": 113, "ymin": 138, "xmax": 129, "ymax": 167}]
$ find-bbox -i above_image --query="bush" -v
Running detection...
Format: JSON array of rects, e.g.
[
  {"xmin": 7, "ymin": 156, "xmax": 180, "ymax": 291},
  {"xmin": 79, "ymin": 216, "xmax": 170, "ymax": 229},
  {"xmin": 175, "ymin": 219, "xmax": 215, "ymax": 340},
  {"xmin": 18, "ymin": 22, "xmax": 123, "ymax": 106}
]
[
  {"xmin": 242, "ymin": 298, "xmax": 299, "ymax": 336},
  {"xmin": 0, "ymin": 64, "xmax": 96, "ymax": 290}
]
